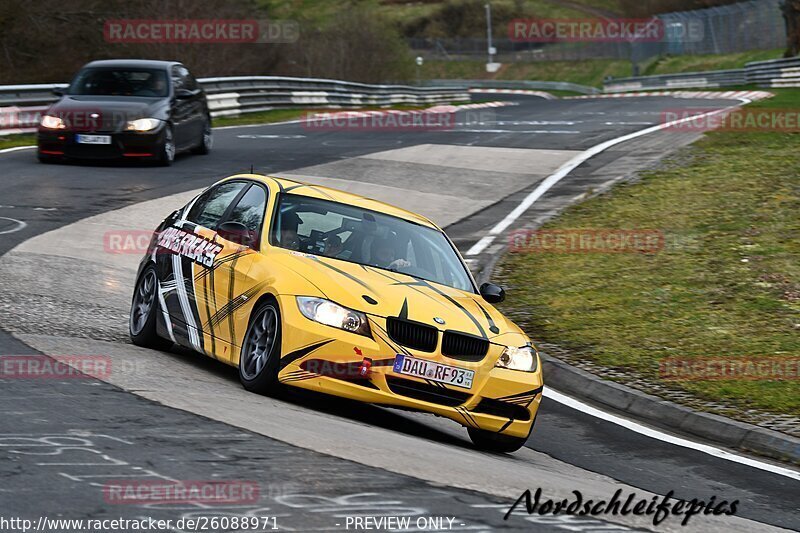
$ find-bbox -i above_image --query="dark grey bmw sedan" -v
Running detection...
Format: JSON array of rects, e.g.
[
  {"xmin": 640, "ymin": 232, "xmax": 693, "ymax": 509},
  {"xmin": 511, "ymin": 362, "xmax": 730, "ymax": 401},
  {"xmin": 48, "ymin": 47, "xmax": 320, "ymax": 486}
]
[{"xmin": 37, "ymin": 59, "xmax": 212, "ymax": 165}]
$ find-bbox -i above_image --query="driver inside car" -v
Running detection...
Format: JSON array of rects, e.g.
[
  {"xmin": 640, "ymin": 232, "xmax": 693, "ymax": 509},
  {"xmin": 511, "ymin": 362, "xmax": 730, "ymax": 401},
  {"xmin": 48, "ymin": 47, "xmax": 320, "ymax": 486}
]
[
  {"xmin": 371, "ymin": 239, "xmax": 410, "ymax": 271},
  {"xmin": 278, "ymin": 211, "xmax": 302, "ymax": 251}
]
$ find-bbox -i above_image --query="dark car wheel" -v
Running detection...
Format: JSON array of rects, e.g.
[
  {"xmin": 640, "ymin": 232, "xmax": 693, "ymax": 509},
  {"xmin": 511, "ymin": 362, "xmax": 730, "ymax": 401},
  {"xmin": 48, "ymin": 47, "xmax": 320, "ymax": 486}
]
[
  {"xmin": 37, "ymin": 152, "xmax": 60, "ymax": 164},
  {"xmin": 468, "ymin": 426, "xmax": 531, "ymax": 453},
  {"xmin": 239, "ymin": 299, "xmax": 282, "ymax": 395},
  {"xmin": 157, "ymin": 125, "xmax": 175, "ymax": 166},
  {"xmin": 192, "ymin": 118, "xmax": 212, "ymax": 155},
  {"xmin": 130, "ymin": 265, "xmax": 172, "ymax": 350}
]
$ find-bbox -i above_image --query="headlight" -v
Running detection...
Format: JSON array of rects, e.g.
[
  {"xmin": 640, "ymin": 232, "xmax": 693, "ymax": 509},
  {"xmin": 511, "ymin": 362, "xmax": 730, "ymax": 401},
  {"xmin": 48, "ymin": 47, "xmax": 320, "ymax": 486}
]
[
  {"xmin": 125, "ymin": 118, "xmax": 161, "ymax": 132},
  {"xmin": 40, "ymin": 115, "xmax": 65, "ymax": 129},
  {"xmin": 296, "ymin": 297, "xmax": 371, "ymax": 337},
  {"xmin": 496, "ymin": 345, "xmax": 538, "ymax": 372}
]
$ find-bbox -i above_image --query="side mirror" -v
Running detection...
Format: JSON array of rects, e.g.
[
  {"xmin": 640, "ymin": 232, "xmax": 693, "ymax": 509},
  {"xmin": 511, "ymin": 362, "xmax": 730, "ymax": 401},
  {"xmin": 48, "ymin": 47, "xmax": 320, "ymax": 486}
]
[
  {"xmin": 175, "ymin": 88, "xmax": 195, "ymax": 99},
  {"xmin": 217, "ymin": 221, "xmax": 254, "ymax": 247},
  {"xmin": 52, "ymin": 88, "xmax": 64, "ymax": 97},
  {"xmin": 479, "ymin": 282, "xmax": 505, "ymax": 304}
]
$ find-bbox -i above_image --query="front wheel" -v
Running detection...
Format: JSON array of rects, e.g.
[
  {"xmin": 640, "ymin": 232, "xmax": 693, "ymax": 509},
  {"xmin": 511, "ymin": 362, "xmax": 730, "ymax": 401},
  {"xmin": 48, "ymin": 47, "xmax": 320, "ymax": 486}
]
[
  {"xmin": 130, "ymin": 265, "xmax": 172, "ymax": 350},
  {"xmin": 239, "ymin": 300, "xmax": 282, "ymax": 395},
  {"xmin": 468, "ymin": 426, "xmax": 530, "ymax": 453},
  {"xmin": 156, "ymin": 125, "xmax": 175, "ymax": 166}
]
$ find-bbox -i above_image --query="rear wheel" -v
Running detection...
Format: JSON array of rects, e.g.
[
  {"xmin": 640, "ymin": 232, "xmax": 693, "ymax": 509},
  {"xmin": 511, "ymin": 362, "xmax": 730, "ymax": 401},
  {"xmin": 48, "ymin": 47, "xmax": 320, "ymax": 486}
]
[
  {"xmin": 468, "ymin": 426, "xmax": 530, "ymax": 453},
  {"xmin": 130, "ymin": 265, "xmax": 172, "ymax": 350},
  {"xmin": 37, "ymin": 152, "xmax": 60, "ymax": 164},
  {"xmin": 192, "ymin": 118, "xmax": 212, "ymax": 155},
  {"xmin": 239, "ymin": 300, "xmax": 282, "ymax": 395}
]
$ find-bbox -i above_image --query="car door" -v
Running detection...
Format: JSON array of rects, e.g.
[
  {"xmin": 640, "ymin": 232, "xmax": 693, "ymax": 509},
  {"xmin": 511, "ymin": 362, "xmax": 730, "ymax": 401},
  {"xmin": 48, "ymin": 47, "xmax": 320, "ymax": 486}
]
[
  {"xmin": 156, "ymin": 180, "xmax": 247, "ymax": 354},
  {"xmin": 206, "ymin": 182, "xmax": 270, "ymax": 363},
  {"xmin": 169, "ymin": 65, "xmax": 201, "ymax": 149}
]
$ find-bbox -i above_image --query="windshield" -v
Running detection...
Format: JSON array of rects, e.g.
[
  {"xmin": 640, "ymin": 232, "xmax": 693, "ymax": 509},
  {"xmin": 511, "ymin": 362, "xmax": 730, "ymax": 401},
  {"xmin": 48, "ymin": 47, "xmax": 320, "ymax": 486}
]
[
  {"xmin": 68, "ymin": 68, "xmax": 169, "ymax": 97},
  {"xmin": 271, "ymin": 193, "xmax": 475, "ymax": 292}
]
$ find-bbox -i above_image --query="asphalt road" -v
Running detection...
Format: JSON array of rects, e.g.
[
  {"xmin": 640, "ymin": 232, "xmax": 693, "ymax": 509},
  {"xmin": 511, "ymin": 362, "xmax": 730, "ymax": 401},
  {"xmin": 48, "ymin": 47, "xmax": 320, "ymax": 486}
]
[{"xmin": 0, "ymin": 94, "xmax": 797, "ymax": 532}]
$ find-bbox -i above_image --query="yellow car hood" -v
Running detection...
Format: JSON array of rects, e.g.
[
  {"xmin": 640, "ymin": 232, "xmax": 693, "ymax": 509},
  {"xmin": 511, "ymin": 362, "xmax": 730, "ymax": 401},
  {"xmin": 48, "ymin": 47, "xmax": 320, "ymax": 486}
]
[{"xmin": 272, "ymin": 250, "xmax": 524, "ymax": 341}]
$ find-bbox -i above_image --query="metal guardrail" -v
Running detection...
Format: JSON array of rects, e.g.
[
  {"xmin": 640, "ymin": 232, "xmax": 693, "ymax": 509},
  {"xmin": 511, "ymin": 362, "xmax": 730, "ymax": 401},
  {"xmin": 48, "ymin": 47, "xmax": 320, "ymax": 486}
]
[
  {"xmin": 604, "ymin": 57, "xmax": 800, "ymax": 93},
  {"xmin": 423, "ymin": 79, "xmax": 599, "ymax": 95},
  {"xmin": 0, "ymin": 76, "xmax": 469, "ymax": 135},
  {"xmin": 744, "ymin": 57, "xmax": 800, "ymax": 87}
]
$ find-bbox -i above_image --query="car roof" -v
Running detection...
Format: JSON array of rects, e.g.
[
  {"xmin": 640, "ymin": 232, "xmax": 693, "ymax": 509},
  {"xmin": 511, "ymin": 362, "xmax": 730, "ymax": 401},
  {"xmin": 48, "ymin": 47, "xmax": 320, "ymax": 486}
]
[
  {"xmin": 226, "ymin": 174, "xmax": 439, "ymax": 229},
  {"xmin": 81, "ymin": 59, "xmax": 178, "ymax": 70}
]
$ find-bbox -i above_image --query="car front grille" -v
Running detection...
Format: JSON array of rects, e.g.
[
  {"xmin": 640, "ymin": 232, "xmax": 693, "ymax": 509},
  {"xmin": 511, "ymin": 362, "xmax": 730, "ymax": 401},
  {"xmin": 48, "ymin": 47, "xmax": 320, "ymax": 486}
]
[
  {"xmin": 472, "ymin": 398, "xmax": 531, "ymax": 421},
  {"xmin": 441, "ymin": 331, "xmax": 490, "ymax": 361},
  {"xmin": 385, "ymin": 376, "xmax": 471, "ymax": 407},
  {"xmin": 386, "ymin": 317, "xmax": 438, "ymax": 352}
]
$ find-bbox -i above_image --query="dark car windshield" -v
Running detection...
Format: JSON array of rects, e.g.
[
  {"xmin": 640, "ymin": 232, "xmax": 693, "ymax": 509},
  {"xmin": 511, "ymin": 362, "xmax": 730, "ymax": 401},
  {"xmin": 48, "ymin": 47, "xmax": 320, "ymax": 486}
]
[
  {"xmin": 271, "ymin": 193, "xmax": 475, "ymax": 292},
  {"xmin": 67, "ymin": 68, "xmax": 169, "ymax": 97}
]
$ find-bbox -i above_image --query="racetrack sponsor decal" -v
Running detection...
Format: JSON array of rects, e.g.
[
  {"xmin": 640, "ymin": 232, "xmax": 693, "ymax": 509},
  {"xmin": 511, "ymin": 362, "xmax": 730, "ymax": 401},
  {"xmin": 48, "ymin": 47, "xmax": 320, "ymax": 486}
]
[{"xmin": 156, "ymin": 226, "xmax": 222, "ymax": 267}]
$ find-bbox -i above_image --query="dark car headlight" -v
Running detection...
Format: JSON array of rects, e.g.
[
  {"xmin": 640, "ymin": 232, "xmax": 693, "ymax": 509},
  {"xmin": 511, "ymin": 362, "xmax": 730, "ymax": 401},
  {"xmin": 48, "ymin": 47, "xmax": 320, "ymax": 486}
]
[
  {"xmin": 296, "ymin": 297, "xmax": 371, "ymax": 337},
  {"xmin": 495, "ymin": 345, "xmax": 539, "ymax": 372},
  {"xmin": 125, "ymin": 118, "xmax": 162, "ymax": 132},
  {"xmin": 40, "ymin": 115, "xmax": 66, "ymax": 129}
]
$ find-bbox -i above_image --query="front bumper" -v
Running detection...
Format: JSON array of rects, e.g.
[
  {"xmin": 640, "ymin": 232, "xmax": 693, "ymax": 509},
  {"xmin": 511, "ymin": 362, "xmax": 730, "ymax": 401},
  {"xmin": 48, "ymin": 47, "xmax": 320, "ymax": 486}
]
[
  {"xmin": 275, "ymin": 296, "xmax": 543, "ymax": 438},
  {"xmin": 37, "ymin": 125, "xmax": 165, "ymax": 160}
]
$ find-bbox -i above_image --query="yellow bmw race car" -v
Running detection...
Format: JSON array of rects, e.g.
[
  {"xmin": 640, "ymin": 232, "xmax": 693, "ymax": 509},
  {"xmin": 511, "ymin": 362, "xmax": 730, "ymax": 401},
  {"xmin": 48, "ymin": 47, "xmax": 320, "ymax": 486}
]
[{"xmin": 130, "ymin": 174, "xmax": 543, "ymax": 452}]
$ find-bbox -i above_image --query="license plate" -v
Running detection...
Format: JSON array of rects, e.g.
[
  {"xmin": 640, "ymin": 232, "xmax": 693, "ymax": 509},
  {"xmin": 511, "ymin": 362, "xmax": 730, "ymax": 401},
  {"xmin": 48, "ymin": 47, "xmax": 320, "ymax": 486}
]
[
  {"xmin": 76, "ymin": 134, "xmax": 111, "ymax": 145},
  {"xmin": 393, "ymin": 354, "xmax": 474, "ymax": 389}
]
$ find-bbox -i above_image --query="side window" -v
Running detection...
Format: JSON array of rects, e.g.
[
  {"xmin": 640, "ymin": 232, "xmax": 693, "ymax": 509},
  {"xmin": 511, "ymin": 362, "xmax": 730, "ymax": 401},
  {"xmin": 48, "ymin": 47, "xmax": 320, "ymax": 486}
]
[
  {"xmin": 184, "ymin": 71, "xmax": 199, "ymax": 91},
  {"xmin": 225, "ymin": 185, "xmax": 268, "ymax": 247},
  {"xmin": 171, "ymin": 65, "xmax": 186, "ymax": 91},
  {"xmin": 186, "ymin": 182, "xmax": 246, "ymax": 229}
]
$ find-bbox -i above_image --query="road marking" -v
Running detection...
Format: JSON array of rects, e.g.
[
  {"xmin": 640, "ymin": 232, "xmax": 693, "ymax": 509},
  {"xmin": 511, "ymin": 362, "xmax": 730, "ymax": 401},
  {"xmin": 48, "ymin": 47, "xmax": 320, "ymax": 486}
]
[
  {"xmin": 0, "ymin": 216, "xmax": 27, "ymax": 235},
  {"xmin": 448, "ymin": 129, "xmax": 580, "ymax": 134},
  {"xmin": 237, "ymin": 134, "xmax": 306, "ymax": 139},
  {"xmin": 544, "ymin": 387, "xmax": 800, "ymax": 481},
  {"xmin": 465, "ymin": 98, "xmax": 752, "ymax": 256},
  {"xmin": 0, "ymin": 145, "xmax": 35, "ymax": 154}
]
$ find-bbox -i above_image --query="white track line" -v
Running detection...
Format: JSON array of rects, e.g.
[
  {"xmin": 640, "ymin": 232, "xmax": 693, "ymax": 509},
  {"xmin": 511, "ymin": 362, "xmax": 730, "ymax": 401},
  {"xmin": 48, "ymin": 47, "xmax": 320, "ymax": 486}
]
[
  {"xmin": 0, "ymin": 145, "xmax": 35, "ymax": 154},
  {"xmin": 545, "ymin": 388, "xmax": 800, "ymax": 481},
  {"xmin": 465, "ymin": 98, "xmax": 752, "ymax": 256}
]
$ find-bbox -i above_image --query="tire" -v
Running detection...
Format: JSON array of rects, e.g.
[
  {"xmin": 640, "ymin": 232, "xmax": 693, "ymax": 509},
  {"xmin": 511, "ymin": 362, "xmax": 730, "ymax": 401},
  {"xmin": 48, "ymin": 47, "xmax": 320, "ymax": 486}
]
[
  {"xmin": 129, "ymin": 265, "xmax": 172, "ymax": 350},
  {"xmin": 192, "ymin": 118, "xmax": 212, "ymax": 155},
  {"xmin": 37, "ymin": 152, "xmax": 60, "ymax": 164},
  {"xmin": 468, "ymin": 426, "xmax": 530, "ymax": 453},
  {"xmin": 156, "ymin": 125, "xmax": 175, "ymax": 166},
  {"xmin": 238, "ymin": 299, "xmax": 282, "ymax": 395}
]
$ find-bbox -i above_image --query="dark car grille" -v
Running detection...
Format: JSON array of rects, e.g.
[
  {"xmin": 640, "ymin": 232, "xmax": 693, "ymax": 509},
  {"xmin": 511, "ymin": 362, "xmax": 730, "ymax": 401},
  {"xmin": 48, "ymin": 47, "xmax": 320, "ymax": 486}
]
[
  {"xmin": 472, "ymin": 398, "xmax": 531, "ymax": 421},
  {"xmin": 441, "ymin": 331, "xmax": 490, "ymax": 361},
  {"xmin": 386, "ymin": 317, "xmax": 438, "ymax": 352},
  {"xmin": 385, "ymin": 376, "xmax": 471, "ymax": 407}
]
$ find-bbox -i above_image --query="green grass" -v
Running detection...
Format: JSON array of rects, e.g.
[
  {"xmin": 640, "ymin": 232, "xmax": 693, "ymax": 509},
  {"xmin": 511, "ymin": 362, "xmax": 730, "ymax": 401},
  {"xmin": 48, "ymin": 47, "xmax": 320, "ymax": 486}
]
[
  {"xmin": 421, "ymin": 49, "xmax": 785, "ymax": 89},
  {"xmin": 496, "ymin": 88, "xmax": 800, "ymax": 416},
  {"xmin": 0, "ymin": 134, "xmax": 35, "ymax": 150}
]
